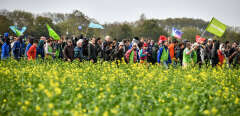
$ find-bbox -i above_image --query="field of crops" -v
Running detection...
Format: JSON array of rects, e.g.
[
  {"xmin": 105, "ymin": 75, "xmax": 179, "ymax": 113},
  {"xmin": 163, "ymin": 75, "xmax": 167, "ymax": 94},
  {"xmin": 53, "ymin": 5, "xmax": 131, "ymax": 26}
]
[{"xmin": 0, "ymin": 59, "xmax": 240, "ymax": 116}]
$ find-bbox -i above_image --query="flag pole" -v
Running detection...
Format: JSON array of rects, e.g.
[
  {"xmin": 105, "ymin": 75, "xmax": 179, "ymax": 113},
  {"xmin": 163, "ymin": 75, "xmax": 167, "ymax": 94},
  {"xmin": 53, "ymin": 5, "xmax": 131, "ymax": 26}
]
[
  {"xmin": 85, "ymin": 27, "xmax": 89, "ymax": 38},
  {"xmin": 201, "ymin": 29, "xmax": 206, "ymax": 38}
]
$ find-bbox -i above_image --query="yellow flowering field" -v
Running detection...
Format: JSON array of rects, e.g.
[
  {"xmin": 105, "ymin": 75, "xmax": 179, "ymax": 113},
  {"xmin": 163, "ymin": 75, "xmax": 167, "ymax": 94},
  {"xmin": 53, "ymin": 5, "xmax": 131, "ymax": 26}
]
[{"xmin": 0, "ymin": 59, "xmax": 240, "ymax": 116}]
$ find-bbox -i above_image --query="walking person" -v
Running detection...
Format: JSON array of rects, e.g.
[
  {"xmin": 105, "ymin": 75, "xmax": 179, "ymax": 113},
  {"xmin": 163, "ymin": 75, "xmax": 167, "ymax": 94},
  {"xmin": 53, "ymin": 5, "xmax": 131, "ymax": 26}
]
[
  {"xmin": 45, "ymin": 40, "xmax": 55, "ymax": 59},
  {"xmin": 88, "ymin": 38, "xmax": 98, "ymax": 63},
  {"xmin": 27, "ymin": 40, "xmax": 38, "ymax": 60},
  {"xmin": 139, "ymin": 43, "xmax": 148, "ymax": 63},
  {"xmin": 74, "ymin": 39, "xmax": 84, "ymax": 62},
  {"xmin": 63, "ymin": 40, "xmax": 74, "ymax": 62},
  {"xmin": 157, "ymin": 41, "xmax": 171, "ymax": 68},
  {"xmin": 25, "ymin": 38, "xmax": 33, "ymax": 58},
  {"xmin": 125, "ymin": 43, "xmax": 139, "ymax": 64},
  {"xmin": 1, "ymin": 37, "xmax": 10, "ymax": 60}
]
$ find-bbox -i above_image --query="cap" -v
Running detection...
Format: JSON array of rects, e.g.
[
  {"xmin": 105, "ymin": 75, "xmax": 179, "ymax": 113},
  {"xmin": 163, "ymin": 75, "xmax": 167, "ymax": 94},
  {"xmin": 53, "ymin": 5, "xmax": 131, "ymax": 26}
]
[
  {"xmin": 143, "ymin": 43, "xmax": 148, "ymax": 47},
  {"xmin": 119, "ymin": 42, "xmax": 124, "ymax": 46}
]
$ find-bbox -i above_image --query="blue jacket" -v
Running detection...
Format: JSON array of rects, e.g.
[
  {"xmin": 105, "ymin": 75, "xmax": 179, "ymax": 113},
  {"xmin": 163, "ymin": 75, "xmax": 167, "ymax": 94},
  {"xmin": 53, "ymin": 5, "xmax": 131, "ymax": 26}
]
[
  {"xmin": 1, "ymin": 43, "xmax": 10, "ymax": 59},
  {"xmin": 25, "ymin": 43, "xmax": 32, "ymax": 57},
  {"xmin": 12, "ymin": 41, "xmax": 21, "ymax": 59},
  {"xmin": 21, "ymin": 42, "xmax": 25, "ymax": 57},
  {"xmin": 157, "ymin": 46, "xmax": 171, "ymax": 64},
  {"xmin": 128, "ymin": 43, "xmax": 133, "ymax": 50}
]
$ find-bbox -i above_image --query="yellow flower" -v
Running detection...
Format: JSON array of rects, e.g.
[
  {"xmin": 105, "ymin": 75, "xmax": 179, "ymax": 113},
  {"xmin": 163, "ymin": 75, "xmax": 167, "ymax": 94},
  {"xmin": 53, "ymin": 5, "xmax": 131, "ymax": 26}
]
[
  {"xmin": 166, "ymin": 108, "xmax": 170, "ymax": 112},
  {"xmin": 21, "ymin": 105, "xmax": 27, "ymax": 112},
  {"xmin": 111, "ymin": 108, "xmax": 118, "ymax": 114},
  {"xmin": 211, "ymin": 107, "xmax": 218, "ymax": 114},
  {"xmin": 168, "ymin": 112, "xmax": 173, "ymax": 116},
  {"xmin": 77, "ymin": 94, "xmax": 83, "ymax": 99},
  {"xmin": 44, "ymin": 89, "xmax": 53, "ymax": 98},
  {"xmin": 75, "ymin": 87, "xmax": 80, "ymax": 91},
  {"xmin": 17, "ymin": 102, "xmax": 22, "ymax": 105},
  {"xmin": 43, "ymin": 112, "xmax": 47, "ymax": 116},
  {"xmin": 38, "ymin": 83, "xmax": 45, "ymax": 90},
  {"xmin": 35, "ymin": 105, "xmax": 41, "ymax": 111},
  {"xmin": 173, "ymin": 97, "xmax": 178, "ymax": 102},
  {"xmin": 167, "ymin": 94, "xmax": 171, "ymax": 98},
  {"xmin": 235, "ymin": 97, "xmax": 239, "ymax": 104},
  {"xmin": 184, "ymin": 105, "xmax": 190, "ymax": 110},
  {"xmin": 133, "ymin": 86, "xmax": 137, "ymax": 90},
  {"xmin": 103, "ymin": 111, "xmax": 108, "ymax": 116},
  {"xmin": 48, "ymin": 103, "xmax": 54, "ymax": 109},
  {"xmin": 54, "ymin": 87, "xmax": 62, "ymax": 95},
  {"xmin": 203, "ymin": 110, "xmax": 210, "ymax": 115},
  {"xmin": 24, "ymin": 100, "xmax": 30, "ymax": 106},
  {"xmin": 66, "ymin": 100, "xmax": 71, "ymax": 105},
  {"xmin": 110, "ymin": 94, "xmax": 115, "ymax": 98},
  {"xmin": 94, "ymin": 106, "xmax": 99, "ymax": 113},
  {"xmin": 106, "ymin": 87, "xmax": 111, "ymax": 92},
  {"xmin": 53, "ymin": 110, "xmax": 59, "ymax": 116},
  {"xmin": 3, "ymin": 99, "xmax": 7, "ymax": 103}
]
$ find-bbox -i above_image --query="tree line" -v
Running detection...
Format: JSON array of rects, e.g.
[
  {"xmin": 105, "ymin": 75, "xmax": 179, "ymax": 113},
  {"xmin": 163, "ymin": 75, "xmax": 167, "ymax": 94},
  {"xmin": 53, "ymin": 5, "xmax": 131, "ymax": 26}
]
[{"xmin": 0, "ymin": 9, "xmax": 239, "ymax": 42}]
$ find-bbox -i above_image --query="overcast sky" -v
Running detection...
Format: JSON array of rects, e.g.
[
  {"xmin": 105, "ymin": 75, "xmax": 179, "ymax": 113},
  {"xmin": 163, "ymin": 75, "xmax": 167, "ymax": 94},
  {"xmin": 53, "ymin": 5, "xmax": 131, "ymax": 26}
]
[{"xmin": 1, "ymin": 0, "xmax": 239, "ymax": 26}]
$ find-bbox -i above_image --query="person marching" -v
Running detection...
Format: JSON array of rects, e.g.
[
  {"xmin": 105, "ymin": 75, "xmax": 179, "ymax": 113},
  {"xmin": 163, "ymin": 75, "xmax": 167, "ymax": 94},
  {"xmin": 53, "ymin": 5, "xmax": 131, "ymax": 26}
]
[
  {"xmin": 125, "ymin": 43, "xmax": 139, "ymax": 64},
  {"xmin": 139, "ymin": 43, "xmax": 148, "ymax": 63},
  {"xmin": 27, "ymin": 40, "xmax": 38, "ymax": 60},
  {"xmin": 157, "ymin": 41, "xmax": 171, "ymax": 68}
]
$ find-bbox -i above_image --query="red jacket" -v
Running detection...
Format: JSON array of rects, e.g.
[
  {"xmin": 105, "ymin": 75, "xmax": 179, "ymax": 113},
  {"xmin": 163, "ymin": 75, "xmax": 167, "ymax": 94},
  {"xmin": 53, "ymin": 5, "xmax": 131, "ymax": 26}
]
[
  {"xmin": 218, "ymin": 50, "xmax": 225, "ymax": 65},
  {"xmin": 168, "ymin": 43, "xmax": 175, "ymax": 60},
  {"xmin": 27, "ymin": 45, "xmax": 37, "ymax": 60}
]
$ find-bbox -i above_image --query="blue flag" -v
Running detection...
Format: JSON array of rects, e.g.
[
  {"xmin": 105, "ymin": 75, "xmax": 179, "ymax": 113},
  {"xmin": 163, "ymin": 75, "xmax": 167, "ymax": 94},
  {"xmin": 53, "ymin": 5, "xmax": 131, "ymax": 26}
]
[
  {"xmin": 88, "ymin": 22, "xmax": 104, "ymax": 29},
  {"xmin": 171, "ymin": 27, "xmax": 183, "ymax": 39},
  {"xmin": 9, "ymin": 26, "xmax": 27, "ymax": 36},
  {"xmin": 20, "ymin": 27, "xmax": 27, "ymax": 34},
  {"xmin": 9, "ymin": 26, "xmax": 17, "ymax": 34}
]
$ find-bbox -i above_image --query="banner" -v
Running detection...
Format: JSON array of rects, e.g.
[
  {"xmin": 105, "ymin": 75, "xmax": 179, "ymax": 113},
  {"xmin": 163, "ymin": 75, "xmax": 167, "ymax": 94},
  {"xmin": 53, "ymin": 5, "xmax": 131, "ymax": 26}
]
[
  {"xmin": 206, "ymin": 17, "xmax": 226, "ymax": 37},
  {"xmin": 46, "ymin": 24, "xmax": 60, "ymax": 40}
]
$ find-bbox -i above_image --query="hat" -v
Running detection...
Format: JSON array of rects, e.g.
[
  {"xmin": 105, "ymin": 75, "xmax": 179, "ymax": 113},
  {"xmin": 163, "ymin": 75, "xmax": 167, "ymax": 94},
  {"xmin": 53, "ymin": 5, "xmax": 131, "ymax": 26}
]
[
  {"xmin": 4, "ymin": 33, "xmax": 9, "ymax": 38},
  {"xmin": 132, "ymin": 38, "xmax": 139, "ymax": 44},
  {"xmin": 143, "ymin": 43, "xmax": 148, "ymax": 47},
  {"xmin": 193, "ymin": 43, "xmax": 199, "ymax": 47},
  {"xmin": 133, "ymin": 37, "xmax": 139, "ymax": 41},
  {"xmin": 132, "ymin": 42, "xmax": 138, "ymax": 47},
  {"xmin": 159, "ymin": 35, "xmax": 167, "ymax": 41},
  {"xmin": 208, "ymin": 38, "xmax": 213, "ymax": 41},
  {"xmin": 119, "ymin": 42, "xmax": 124, "ymax": 46}
]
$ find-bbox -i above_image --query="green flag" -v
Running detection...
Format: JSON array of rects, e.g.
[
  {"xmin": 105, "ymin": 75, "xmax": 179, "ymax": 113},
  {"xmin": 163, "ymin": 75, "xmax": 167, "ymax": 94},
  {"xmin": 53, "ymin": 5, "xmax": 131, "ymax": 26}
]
[
  {"xmin": 206, "ymin": 17, "xmax": 226, "ymax": 37},
  {"xmin": 46, "ymin": 24, "xmax": 60, "ymax": 40},
  {"xmin": 14, "ymin": 28, "xmax": 22, "ymax": 37}
]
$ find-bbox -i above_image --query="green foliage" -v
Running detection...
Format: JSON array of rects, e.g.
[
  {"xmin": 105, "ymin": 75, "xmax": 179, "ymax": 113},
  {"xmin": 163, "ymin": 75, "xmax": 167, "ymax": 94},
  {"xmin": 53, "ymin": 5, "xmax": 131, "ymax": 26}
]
[
  {"xmin": 135, "ymin": 19, "xmax": 168, "ymax": 41},
  {"xmin": 31, "ymin": 16, "xmax": 55, "ymax": 38},
  {"xmin": 105, "ymin": 23, "xmax": 133, "ymax": 41},
  {"xmin": 0, "ymin": 10, "xmax": 240, "ymax": 42},
  {"xmin": 0, "ymin": 15, "xmax": 13, "ymax": 34},
  {"xmin": 221, "ymin": 30, "xmax": 240, "ymax": 42},
  {"xmin": 56, "ymin": 10, "xmax": 90, "ymax": 36},
  {"xmin": 182, "ymin": 27, "xmax": 201, "ymax": 42}
]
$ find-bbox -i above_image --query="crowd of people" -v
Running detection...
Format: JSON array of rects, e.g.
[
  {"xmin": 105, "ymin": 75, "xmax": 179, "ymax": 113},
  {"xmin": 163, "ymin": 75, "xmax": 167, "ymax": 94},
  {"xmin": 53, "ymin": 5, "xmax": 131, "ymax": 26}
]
[{"xmin": 1, "ymin": 32, "xmax": 240, "ymax": 68}]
